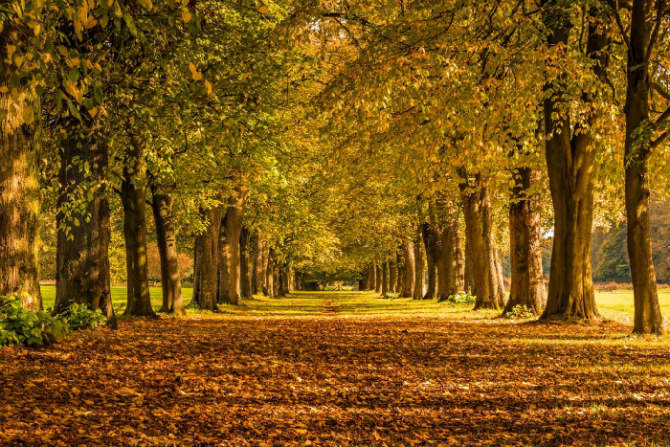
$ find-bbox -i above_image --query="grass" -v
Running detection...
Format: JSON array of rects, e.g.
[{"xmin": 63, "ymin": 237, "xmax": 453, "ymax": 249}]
[{"xmin": 40, "ymin": 285, "xmax": 670, "ymax": 325}]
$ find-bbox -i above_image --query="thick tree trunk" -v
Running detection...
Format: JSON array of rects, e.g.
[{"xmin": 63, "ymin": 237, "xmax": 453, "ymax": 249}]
[
  {"xmin": 389, "ymin": 257, "xmax": 399, "ymax": 294},
  {"xmin": 250, "ymin": 232, "xmax": 260, "ymax": 295},
  {"xmin": 368, "ymin": 261, "xmax": 377, "ymax": 291},
  {"xmin": 422, "ymin": 223, "xmax": 439, "ymax": 300},
  {"xmin": 540, "ymin": 2, "xmax": 608, "ymax": 321},
  {"xmin": 192, "ymin": 206, "xmax": 222, "ymax": 311},
  {"xmin": 381, "ymin": 261, "xmax": 390, "ymax": 296},
  {"xmin": 272, "ymin": 264, "xmax": 280, "ymax": 298},
  {"xmin": 400, "ymin": 239, "xmax": 415, "ymax": 297},
  {"xmin": 436, "ymin": 218, "xmax": 463, "ymax": 302},
  {"xmin": 266, "ymin": 252, "xmax": 275, "ymax": 297},
  {"xmin": 121, "ymin": 141, "xmax": 154, "ymax": 317},
  {"xmin": 375, "ymin": 263, "xmax": 382, "ymax": 293},
  {"xmin": 278, "ymin": 265, "xmax": 289, "ymax": 296},
  {"xmin": 413, "ymin": 227, "xmax": 425, "ymax": 300},
  {"xmin": 218, "ymin": 200, "xmax": 244, "ymax": 305},
  {"xmin": 240, "ymin": 226, "xmax": 252, "ymax": 300},
  {"xmin": 150, "ymin": 182, "xmax": 183, "ymax": 315},
  {"xmin": 623, "ymin": 0, "xmax": 663, "ymax": 334},
  {"xmin": 0, "ymin": 90, "xmax": 41, "ymax": 310},
  {"xmin": 505, "ymin": 167, "xmax": 545, "ymax": 314},
  {"xmin": 454, "ymin": 226, "xmax": 465, "ymax": 292},
  {"xmin": 460, "ymin": 175, "xmax": 505, "ymax": 309},
  {"xmin": 464, "ymin": 234, "xmax": 475, "ymax": 293},
  {"xmin": 55, "ymin": 133, "xmax": 115, "ymax": 324}
]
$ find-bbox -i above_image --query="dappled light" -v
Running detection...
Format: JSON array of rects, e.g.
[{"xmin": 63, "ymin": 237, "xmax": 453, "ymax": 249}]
[{"xmin": 1, "ymin": 0, "xmax": 669, "ymax": 445}]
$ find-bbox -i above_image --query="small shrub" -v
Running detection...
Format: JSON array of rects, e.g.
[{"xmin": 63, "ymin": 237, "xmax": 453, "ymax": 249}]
[
  {"xmin": 59, "ymin": 303, "xmax": 107, "ymax": 330},
  {"xmin": 504, "ymin": 304, "xmax": 536, "ymax": 319},
  {"xmin": 442, "ymin": 290, "xmax": 476, "ymax": 305},
  {"xmin": 0, "ymin": 296, "xmax": 70, "ymax": 347}
]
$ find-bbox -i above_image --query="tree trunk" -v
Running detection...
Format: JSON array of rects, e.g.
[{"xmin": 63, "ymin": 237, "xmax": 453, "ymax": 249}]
[
  {"xmin": 540, "ymin": 2, "xmax": 608, "ymax": 321},
  {"xmin": 413, "ymin": 228, "xmax": 426, "ymax": 300},
  {"xmin": 272, "ymin": 264, "xmax": 280, "ymax": 298},
  {"xmin": 401, "ymin": 239, "xmax": 415, "ymax": 297},
  {"xmin": 192, "ymin": 236, "xmax": 201, "ymax": 305},
  {"xmin": 436, "ymin": 218, "xmax": 463, "ymax": 302},
  {"xmin": 120, "ymin": 141, "xmax": 154, "ymax": 317},
  {"xmin": 369, "ymin": 261, "xmax": 377, "ymax": 291},
  {"xmin": 218, "ymin": 200, "xmax": 244, "ymax": 305},
  {"xmin": 505, "ymin": 167, "xmax": 545, "ymax": 314},
  {"xmin": 266, "ymin": 252, "xmax": 275, "ymax": 297},
  {"xmin": 250, "ymin": 232, "xmax": 260, "ymax": 295},
  {"xmin": 464, "ymin": 234, "xmax": 475, "ymax": 293},
  {"xmin": 192, "ymin": 206, "xmax": 222, "ymax": 311},
  {"xmin": 278, "ymin": 265, "xmax": 289, "ymax": 296},
  {"xmin": 240, "ymin": 226, "xmax": 252, "ymax": 300},
  {"xmin": 422, "ymin": 223, "xmax": 439, "ymax": 300},
  {"xmin": 260, "ymin": 240, "xmax": 269, "ymax": 295},
  {"xmin": 0, "ymin": 89, "xmax": 41, "ymax": 310},
  {"xmin": 389, "ymin": 256, "xmax": 398, "ymax": 294},
  {"xmin": 55, "ymin": 133, "xmax": 115, "ymax": 324},
  {"xmin": 149, "ymin": 181, "xmax": 183, "ymax": 315},
  {"xmin": 460, "ymin": 175, "xmax": 505, "ymax": 309},
  {"xmin": 623, "ymin": 0, "xmax": 663, "ymax": 334},
  {"xmin": 375, "ymin": 263, "xmax": 382, "ymax": 293},
  {"xmin": 381, "ymin": 261, "xmax": 390, "ymax": 296}
]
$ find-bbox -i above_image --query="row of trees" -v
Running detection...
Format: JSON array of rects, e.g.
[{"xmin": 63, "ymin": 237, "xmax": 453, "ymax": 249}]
[
  {"xmin": 0, "ymin": 0, "xmax": 337, "ymax": 321},
  {"xmin": 0, "ymin": 1, "xmax": 668, "ymax": 334},
  {"xmin": 312, "ymin": 0, "xmax": 669, "ymax": 334}
]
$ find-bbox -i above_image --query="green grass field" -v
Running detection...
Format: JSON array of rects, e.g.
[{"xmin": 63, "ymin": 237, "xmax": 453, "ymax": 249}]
[{"xmin": 39, "ymin": 285, "xmax": 670, "ymax": 324}]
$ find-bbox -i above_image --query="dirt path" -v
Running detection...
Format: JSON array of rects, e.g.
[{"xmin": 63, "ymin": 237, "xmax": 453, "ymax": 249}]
[{"xmin": 1, "ymin": 292, "xmax": 668, "ymax": 446}]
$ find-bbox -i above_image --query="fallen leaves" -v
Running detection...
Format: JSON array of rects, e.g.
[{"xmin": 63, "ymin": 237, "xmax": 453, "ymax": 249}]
[{"xmin": 0, "ymin": 294, "xmax": 668, "ymax": 446}]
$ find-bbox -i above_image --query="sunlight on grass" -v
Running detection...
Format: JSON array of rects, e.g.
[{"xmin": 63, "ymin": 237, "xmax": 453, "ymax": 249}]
[{"xmin": 40, "ymin": 285, "xmax": 670, "ymax": 327}]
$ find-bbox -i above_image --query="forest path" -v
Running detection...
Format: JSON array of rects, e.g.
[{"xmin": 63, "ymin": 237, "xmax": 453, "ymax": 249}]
[{"xmin": 1, "ymin": 291, "xmax": 668, "ymax": 446}]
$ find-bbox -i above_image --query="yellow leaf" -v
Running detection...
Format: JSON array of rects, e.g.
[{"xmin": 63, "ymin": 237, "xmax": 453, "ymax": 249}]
[
  {"xmin": 204, "ymin": 80, "xmax": 212, "ymax": 95},
  {"xmin": 189, "ymin": 62, "xmax": 202, "ymax": 81},
  {"xmin": 181, "ymin": 8, "xmax": 192, "ymax": 23}
]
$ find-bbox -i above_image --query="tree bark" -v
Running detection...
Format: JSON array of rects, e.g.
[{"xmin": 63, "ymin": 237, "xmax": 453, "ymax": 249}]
[
  {"xmin": 120, "ymin": 140, "xmax": 154, "ymax": 317},
  {"xmin": 272, "ymin": 263, "xmax": 280, "ymax": 298},
  {"xmin": 622, "ymin": 0, "xmax": 664, "ymax": 334},
  {"xmin": 436, "ymin": 217, "xmax": 464, "ymax": 302},
  {"xmin": 413, "ymin": 227, "xmax": 425, "ymax": 300},
  {"xmin": 540, "ymin": 1, "xmax": 608, "ymax": 321},
  {"xmin": 400, "ymin": 239, "xmax": 415, "ymax": 297},
  {"xmin": 459, "ymin": 174, "xmax": 505, "ymax": 309},
  {"xmin": 0, "ymin": 89, "xmax": 41, "ymax": 310},
  {"xmin": 260, "ymin": 241, "xmax": 269, "ymax": 295},
  {"xmin": 218, "ymin": 199, "xmax": 244, "ymax": 305},
  {"xmin": 250, "ymin": 231, "xmax": 260, "ymax": 295},
  {"xmin": 192, "ymin": 206, "xmax": 222, "ymax": 311},
  {"xmin": 505, "ymin": 167, "xmax": 545, "ymax": 314},
  {"xmin": 55, "ymin": 132, "xmax": 115, "ymax": 324},
  {"xmin": 192, "ymin": 235, "xmax": 201, "ymax": 305},
  {"xmin": 422, "ymin": 222, "xmax": 439, "ymax": 300},
  {"xmin": 368, "ymin": 261, "xmax": 377, "ymax": 291},
  {"xmin": 266, "ymin": 251, "xmax": 275, "ymax": 297},
  {"xmin": 381, "ymin": 261, "xmax": 390, "ymax": 296},
  {"xmin": 149, "ymin": 181, "xmax": 183, "ymax": 315},
  {"xmin": 278, "ymin": 265, "xmax": 289, "ymax": 296},
  {"xmin": 389, "ymin": 257, "xmax": 398, "ymax": 294},
  {"xmin": 375, "ymin": 263, "xmax": 382, "ymax": 293},
  {"xmin": 240, "ymin": 226, "xmax": 252, "ymax": 300}
]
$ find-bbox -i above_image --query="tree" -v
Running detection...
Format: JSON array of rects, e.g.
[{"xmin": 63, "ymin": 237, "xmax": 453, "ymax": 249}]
[{"xmin": 610, "ymin": 0, "xmax": 668, "ymax": 333}]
